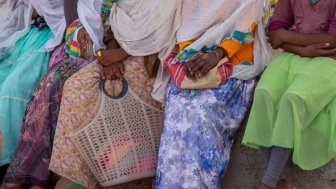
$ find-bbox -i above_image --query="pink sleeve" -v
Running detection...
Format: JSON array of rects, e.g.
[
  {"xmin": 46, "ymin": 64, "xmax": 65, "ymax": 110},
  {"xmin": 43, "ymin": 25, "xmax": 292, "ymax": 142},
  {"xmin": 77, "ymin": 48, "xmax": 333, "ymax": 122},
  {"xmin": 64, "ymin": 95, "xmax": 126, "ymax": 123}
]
[
  {"xmin": 268, "ymin": 0, "xmax": 294, "ymax": 31},
  {"xmin": 329, "ymin": 16, "xmax": 336, "ymax": 36}
]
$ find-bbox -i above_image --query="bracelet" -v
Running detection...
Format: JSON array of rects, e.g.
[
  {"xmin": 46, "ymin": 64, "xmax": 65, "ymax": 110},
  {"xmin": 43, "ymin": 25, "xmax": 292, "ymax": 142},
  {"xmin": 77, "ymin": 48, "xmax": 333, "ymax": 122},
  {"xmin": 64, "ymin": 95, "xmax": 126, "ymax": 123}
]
[{"xmin": 212, "ymin": 50, "xmax": 221, "ymax": 61}]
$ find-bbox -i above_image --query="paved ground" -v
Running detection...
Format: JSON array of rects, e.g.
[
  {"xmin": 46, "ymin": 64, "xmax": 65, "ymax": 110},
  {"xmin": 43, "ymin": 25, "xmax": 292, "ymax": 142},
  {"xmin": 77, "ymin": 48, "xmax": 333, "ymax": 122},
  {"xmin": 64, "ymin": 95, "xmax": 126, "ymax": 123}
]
[{"xmin": 109, "ymin": 122, "xmax": 336, "ymax": 189}]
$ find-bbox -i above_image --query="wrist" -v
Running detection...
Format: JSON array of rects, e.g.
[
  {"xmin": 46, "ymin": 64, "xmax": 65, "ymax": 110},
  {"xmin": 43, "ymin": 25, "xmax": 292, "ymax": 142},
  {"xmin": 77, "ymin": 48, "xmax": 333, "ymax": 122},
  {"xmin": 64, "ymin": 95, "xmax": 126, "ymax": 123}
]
[
  {"xmin": 120, "ymin": 49, "xmax": 129, "ymax": 59},
  {"xmin": 215, "ymin": 47, "xmax": 227, "ymax": 59}
]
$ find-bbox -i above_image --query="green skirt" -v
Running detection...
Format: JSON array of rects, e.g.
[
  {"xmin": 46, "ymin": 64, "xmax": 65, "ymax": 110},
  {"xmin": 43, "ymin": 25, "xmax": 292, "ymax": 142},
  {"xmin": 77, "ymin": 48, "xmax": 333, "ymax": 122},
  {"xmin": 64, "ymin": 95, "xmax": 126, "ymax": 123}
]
[{"xmin": 243, "ymin": 52, "xmax": 336, "ymax": 170}]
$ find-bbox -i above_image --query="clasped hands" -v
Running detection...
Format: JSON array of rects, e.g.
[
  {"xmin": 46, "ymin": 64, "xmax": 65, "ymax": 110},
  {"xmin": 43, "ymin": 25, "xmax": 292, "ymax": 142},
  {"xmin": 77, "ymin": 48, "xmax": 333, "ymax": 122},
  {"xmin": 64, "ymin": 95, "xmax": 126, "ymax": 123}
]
[
  {"xmin": 78, "ymin": 28, "xmax": 128, "ymax": 80},
  {"xmin": 183, "ymin": 48, "xmax": 227, "ymax": 82},
  {"xmin": 268, "ymin": 28, "xmax": 336, "ymax": 57}
]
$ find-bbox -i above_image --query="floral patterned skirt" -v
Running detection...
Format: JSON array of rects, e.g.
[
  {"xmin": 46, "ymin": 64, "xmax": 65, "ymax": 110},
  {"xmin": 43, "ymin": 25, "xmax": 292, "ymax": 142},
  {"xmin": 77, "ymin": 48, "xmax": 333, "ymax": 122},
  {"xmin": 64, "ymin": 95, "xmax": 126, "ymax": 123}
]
[
  {"xmin": 49, "ymin": 57, "xmax": 161, "ymax": 188},
  {"xmin": 155, "ymin": 78, "xmax": 256, "ymax": 189},
  {"xmin": 3, "ymin": 45, "xmax": 89, "ymax": 189}
]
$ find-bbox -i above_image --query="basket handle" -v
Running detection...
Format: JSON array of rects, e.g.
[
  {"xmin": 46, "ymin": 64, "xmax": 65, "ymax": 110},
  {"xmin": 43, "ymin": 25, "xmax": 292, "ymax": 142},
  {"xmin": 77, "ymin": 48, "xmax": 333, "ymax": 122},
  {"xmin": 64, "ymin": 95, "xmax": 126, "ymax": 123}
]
[{"xmin": 99, "ymin": 79, "xmax": 128, "ymax": 99}]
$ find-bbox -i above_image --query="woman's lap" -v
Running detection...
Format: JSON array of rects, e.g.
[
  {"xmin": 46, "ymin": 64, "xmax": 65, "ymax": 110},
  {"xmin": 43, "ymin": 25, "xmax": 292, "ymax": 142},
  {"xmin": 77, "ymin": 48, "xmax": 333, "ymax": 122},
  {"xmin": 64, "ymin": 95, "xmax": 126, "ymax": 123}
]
[
  {"xmin": 50, "ymin": 57, "xmax": 160, "ymax": 188},
  {"xmin": 0, "ymin": 28, "xmax": 52, "ymax": 167},
  {"xmin": 3, "ymin": 44, "xmax": 89, "ymax": 188},
  {"xmin": 243, "ymin": 52, "xmax": 336, "ymax": 170},
  {"xmin": 156, "ymin": 79, "xmax": 256, "ymax": 189}
]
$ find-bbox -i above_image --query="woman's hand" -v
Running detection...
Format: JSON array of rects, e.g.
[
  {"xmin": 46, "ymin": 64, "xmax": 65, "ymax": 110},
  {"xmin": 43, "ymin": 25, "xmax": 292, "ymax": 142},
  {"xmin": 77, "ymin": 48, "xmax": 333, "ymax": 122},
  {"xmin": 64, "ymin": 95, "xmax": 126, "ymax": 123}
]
[
  {"xmin": 298, "ymin": 43, "xmax": 336, "ymax": 57},
  {"xmin": 183, "ymin": 48, "xmax": 227, "ymax": 81},
  {"xmin": 78, "ymin": 28, "xmax": 92, "ymax": 54},
  {"xmin": 97, "ymin": 49, "xmax": 128, "ymax": 66},
  {"xmin": 100, "ymin": 62, "xmax": 125, "ymax": 80},
  {"xmin": 269, "ymin": 28, "xmax": 286, "ymax": 49}
]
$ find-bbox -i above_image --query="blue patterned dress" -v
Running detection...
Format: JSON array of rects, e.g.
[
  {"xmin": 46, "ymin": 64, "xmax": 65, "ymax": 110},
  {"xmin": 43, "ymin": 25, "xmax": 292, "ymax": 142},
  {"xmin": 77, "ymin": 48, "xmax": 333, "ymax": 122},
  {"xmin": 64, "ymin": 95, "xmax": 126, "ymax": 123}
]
[{"xmin": 156, "ymin": 79, "xmax": 255, "ymax": 189}]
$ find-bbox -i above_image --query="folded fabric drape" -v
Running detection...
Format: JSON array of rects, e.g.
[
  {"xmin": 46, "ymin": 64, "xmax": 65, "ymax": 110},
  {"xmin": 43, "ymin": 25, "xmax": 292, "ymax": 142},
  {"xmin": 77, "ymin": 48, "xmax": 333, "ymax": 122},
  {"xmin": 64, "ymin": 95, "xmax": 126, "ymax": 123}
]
[
  {"xmin": 30, "ymin": 0, "xmax": 66, "ymax": 51},
  {"xmin": 77, "ymin": 0, "xmax": 106, "ymax": 53},
  {"xmin": 0, "ymin": 0, "xmax": 66, "ymax": 58},
  {"xmin": 0, "ymin": 0, "xmax": 32, "ymax": 58},
  {"xmin": 176, "ymin": 0, "xmax": 272, "ymax": 80},
  {"xmin": 109, "ymin": 0, "xmax": 182, "ymax": 102}
]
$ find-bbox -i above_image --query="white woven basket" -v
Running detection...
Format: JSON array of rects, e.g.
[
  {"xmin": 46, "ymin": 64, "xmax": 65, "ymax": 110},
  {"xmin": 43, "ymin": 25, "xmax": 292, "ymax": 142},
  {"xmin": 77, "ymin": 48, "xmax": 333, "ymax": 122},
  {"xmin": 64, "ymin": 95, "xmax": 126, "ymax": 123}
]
[{"xmin": 70, "ymin": 79, "xmax": 164, "ymax": 187}]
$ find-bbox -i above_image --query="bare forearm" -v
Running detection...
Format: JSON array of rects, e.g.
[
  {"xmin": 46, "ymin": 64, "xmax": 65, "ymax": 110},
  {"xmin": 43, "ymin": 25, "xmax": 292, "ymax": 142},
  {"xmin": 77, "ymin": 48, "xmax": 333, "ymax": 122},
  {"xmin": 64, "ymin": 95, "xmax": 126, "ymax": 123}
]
[
  {"xmin": 64, "ymin": 0, "xmax": 79, "ymax": 26},
  {"xmin": 280, "ymin": 42, "xmax": 336, "ymax": 58},
  {"xmin": 281, "ymin": 30, "xmax": 336, "ymax": 48},
  {"xmin": 280, "ymin": 43, "xmax": 303, "ymax": 55}
]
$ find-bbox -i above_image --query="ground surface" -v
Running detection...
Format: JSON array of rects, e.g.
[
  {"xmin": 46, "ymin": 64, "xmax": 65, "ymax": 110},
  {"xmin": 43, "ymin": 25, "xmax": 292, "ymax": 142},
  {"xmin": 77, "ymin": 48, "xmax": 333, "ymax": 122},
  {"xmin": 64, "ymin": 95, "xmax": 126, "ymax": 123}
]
[{"xmin": 108, "ymin": 123, "xmax": 336, "ymax": 189}]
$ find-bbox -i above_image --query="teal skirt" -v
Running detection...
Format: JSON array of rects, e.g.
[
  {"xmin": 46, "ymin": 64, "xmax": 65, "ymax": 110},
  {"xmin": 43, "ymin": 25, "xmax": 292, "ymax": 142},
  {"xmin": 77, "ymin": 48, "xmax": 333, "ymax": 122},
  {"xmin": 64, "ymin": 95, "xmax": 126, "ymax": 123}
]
[
  {"xmin": 243, "ymin": 52, "xmax": 336, "ymax": 170},
  {"xmin": 0, "ymin": 27, "xmax": 52, "ymax": 166}
]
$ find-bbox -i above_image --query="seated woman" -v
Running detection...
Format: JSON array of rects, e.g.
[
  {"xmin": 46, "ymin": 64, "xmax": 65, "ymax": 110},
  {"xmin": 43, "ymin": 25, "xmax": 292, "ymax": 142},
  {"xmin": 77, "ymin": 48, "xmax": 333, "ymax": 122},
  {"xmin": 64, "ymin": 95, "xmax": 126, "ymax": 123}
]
[
  {"xmin": 242, "ymin": 0, "xmax": 336, "ymax": 188},
  {"xmin": 0, "ymin": 0, "xmax": 64, "ymax": 185},
  {"xmin": 155, "ymin": 0, "xmax": 270, "ymax": 188},
  {"xmin": 2, "ymin": 0, "xmax": 90, "ymax": 188},
  {"xmin": 48, "ymin": 0, "xmax": 181, "ymax": 188}
]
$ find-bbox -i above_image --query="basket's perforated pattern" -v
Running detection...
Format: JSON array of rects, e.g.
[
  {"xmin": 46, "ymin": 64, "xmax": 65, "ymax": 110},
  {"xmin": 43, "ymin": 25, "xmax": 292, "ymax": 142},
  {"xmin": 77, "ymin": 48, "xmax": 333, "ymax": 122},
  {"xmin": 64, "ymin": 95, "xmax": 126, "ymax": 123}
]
[{"xmin": 70, "ymin": 84, "xmax": 164, "ymax": 187}]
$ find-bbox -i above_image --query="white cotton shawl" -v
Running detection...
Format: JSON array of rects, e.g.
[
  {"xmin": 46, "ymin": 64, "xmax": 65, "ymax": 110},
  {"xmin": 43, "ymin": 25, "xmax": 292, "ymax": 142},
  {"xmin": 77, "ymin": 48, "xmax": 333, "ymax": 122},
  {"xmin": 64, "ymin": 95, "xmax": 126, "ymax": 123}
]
[
  {"xmin": 0, "ymin": 0, "xmax": 11, "ymax": 23},
  {"xmin": 0, "ymin": 0, "xmax": 33, "ymax": 58},
  {"xmin": 31, "ymin": 0, "xmax": 66, "ymax": 51},
  {"xmin": 109, "ymin": 0, "xmax": 182, "ymax": 102},
  {"xmin": 0, "ymin": 0, "xmax": 66, "ymax": 57},
  {"xmin": 77, "ymin": 0, "xmax": 106, "ymax": 53},
  {"xmin": 177, "ymin": 0, "xmax": 272, "ymax": 80}
]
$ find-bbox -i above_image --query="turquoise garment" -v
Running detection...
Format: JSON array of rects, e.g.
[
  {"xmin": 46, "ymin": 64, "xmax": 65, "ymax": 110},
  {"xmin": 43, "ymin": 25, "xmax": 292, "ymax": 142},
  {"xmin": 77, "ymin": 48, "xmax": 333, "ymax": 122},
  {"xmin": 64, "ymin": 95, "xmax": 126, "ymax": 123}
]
[{"xmin": 0, "ymin": 27, "xmax": 52, "ymax": 166}]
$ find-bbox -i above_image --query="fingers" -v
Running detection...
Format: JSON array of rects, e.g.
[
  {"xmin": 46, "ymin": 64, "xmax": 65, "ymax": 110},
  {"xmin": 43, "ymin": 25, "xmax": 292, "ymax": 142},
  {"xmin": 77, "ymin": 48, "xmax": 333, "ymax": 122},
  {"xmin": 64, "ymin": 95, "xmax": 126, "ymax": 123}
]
[
  {"xmin": 187, "ymin": 61, "xmax": 199, "ymax": 81},
  {"xmin": 97, "ymin": 56, "xmax": 106, "ymax": 66},
  {"xmin": 100, "ymin": 63, "xmax": 125, "ymax": 81},
  {"xmin": 190, "ymin": 54, "xmax": 200, "ymax": 62},
  {"xmin": 78, "ymin": 29, "xmax": 85, "ymax": 50},
  {"xmin": 183, "ymin": 63, "xmax": 191, "ymax": 80},
  {"xmin": 188, "ymin": 54, "xmax": 201, "ymax": 71},
  {"xmin": 105, "ymin": 69, "xmax": 114, "ymax": 80},
  {"xmin": 119, "ymin": 63, "xmax": 125, "ymax": 75},
  {"xmin": 200, "ymin": 64, "xmax": 213, "ymax": 76},
  {"xmin": 97, "ymin": 50, "xmax": 108, "ymax": 66},
  {"xmin": 191, "ymin": 53, "xmax": 217, "ymax": 78},
  {"xmin": 84, "ymin": 32, "xmax": 92, "ymax": 44},
  {"xmin": 78, "ymin": 28, "xmax": 92, "ymax": 53},
  {"xmin": 183, "ymin": 53, "xmax": 217, "ymax": 81},
  {"xmin": 100, "ymin": 70, "xmax": 106, "ymax": 80},
  {"xmin": 311, "ymin": 43, "xmax": 336, "ymax": 56},
  {"xmin": 320, "ymin": 47, "xmax": 336, "ymax": 56}
]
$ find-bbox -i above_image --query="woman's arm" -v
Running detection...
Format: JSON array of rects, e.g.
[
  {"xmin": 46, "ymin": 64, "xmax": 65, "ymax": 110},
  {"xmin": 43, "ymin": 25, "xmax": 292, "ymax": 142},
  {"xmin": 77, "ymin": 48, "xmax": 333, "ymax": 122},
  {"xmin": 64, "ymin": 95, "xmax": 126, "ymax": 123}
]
[
  {"xmin": 271, "ymin": 29, "xmax": 336, "ymax": 49},
  {"xmin": 280, "ymin": 43, "xmax": 336, "ymax": 57},
  {"xmin": 97, "ymin": 29, "xmax": 129, "ymax": 66},
  {"xmin": 64, "ymin": 0, "xmax": 79, "ymax": 26}
]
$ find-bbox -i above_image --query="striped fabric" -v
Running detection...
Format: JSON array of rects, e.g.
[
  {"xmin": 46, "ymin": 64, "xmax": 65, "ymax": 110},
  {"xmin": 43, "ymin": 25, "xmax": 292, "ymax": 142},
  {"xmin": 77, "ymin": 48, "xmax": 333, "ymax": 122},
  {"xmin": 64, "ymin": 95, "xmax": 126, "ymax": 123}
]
[
  {"xmin": 65, "ymin": 19, "xmax": 81, "ymax": 59},
  {"xmin": 164, "ymin": 53, "xmax": 233, "ymax": 89}
]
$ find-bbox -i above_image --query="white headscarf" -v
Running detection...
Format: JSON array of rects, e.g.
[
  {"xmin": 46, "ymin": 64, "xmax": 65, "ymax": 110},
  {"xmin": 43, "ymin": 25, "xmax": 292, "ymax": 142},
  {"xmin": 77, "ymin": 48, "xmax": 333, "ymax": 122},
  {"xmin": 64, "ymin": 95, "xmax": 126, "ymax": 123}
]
[
  {"xmin": 109, "ymin": 0, "xmax": 182, "ymax": 102},
  {"xmin": 77, "ymin": 0, "xmax": 106, "ymax": 53},
  {"xmin": 31, "ymin": 0, "xmax": 66, "ymax": 51},
  {"xmin": 177, "ymin": 0, "xmax": 272, "ymax": 80},
  {"xmin": 0, "ymin": 0, "xmax": 33, "ymax": 58},
  {"xmin": 0, "ymin": 0, "xmax": 66, "ymax": 58}
]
